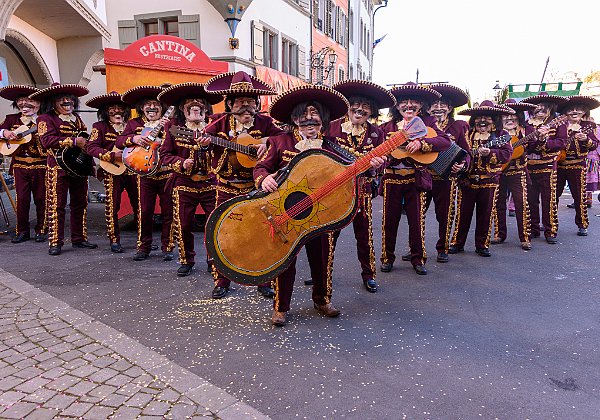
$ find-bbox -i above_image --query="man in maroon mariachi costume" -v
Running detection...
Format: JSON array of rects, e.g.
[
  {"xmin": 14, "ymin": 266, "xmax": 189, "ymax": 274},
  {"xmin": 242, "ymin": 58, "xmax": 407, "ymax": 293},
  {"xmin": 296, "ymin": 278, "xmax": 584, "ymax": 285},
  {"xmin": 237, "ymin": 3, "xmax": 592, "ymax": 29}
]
[
  {"xmin": 0, "ymin": 85, "xmax": 47, "ymax": 243},
  {"xmin": 426, "ymin": 83, "xmax": 471, "ymax": 263},
  {"xmin": 326, "ymin": 80, "xmax": 394, "ymax": 293},
  {"xmin": 379, "ymin": 83, "xmax": 451, "ymax": 275},
  {"xmin": 33, "ymin": 83, "xmax": 97, "ymax": 255},
  {"xmin": 493, "ymin": 99, "xmax": 536, "ymax": 250},
  {"xmin": 449, "ymin": 101, "xmax": 513, "ymax": 257},
  {"xmin": 86, "ymin": 92, "xmax": 137, "ymax": 253},
  {"xmin": 158, "ymin": 83, "xmax": 223, "ymax": 277},
  {"xmin": 555, "ymin": 95, "xmax": 599, "ymax": 236},
  {"xmin": 254, "ymin": 84, "xmax": 384, "ymax": 326},
  {"xmin": 116, "ymin": 86, "xmax": 174, "ymax": 261},
  {"xmin": 521, "ymin": 92, "xmax": 568, "ymax": 244},
  {"xmin": 204, "ymin": 71, "xmax": 284, "ymax": 299}
]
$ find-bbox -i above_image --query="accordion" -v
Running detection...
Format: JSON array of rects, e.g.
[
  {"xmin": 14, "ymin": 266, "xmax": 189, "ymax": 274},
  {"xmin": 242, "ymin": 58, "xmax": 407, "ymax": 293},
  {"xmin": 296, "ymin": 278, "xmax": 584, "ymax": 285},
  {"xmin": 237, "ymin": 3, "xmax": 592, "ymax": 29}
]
[{"xmin": 428, "ymin": 142, "xmax": 467, "ymax": 179}]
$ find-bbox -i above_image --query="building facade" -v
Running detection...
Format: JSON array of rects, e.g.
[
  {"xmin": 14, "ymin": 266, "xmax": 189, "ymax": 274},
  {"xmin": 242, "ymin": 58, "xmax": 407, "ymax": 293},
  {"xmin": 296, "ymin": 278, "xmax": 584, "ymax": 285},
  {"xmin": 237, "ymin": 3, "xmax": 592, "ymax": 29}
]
[{"xmin": 347, "ymin": 0, "xmax": 383, "ymax": 81}]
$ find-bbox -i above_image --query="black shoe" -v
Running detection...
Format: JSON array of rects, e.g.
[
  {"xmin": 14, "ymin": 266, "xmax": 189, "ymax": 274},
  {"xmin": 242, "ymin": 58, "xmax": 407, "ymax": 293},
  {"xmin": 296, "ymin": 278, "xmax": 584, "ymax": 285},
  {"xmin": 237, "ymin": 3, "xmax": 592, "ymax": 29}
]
[
  {"xmin": 577, "ymin": 228, "xmax": 588, "ymax": 236},
  {"xmin": 177, "ymin": 264, "xmax": 193, "ymax": 277},
  {"xmin": 35, "ymin": 233, "xmax": 47, "ymax": 243},
  {"xmin": 48, "ymin": 246, "xmax": 61, "ymax": 256},
  {"xmin": 380, "ymin": 262, "xmax": 393, "ymax": 272},
  {"xmin": 401, "ymin": 252, "xmax": 411, "ymax": 262},
  {"xmin": 448, "ymin": 245, "xmax": 464, "ymax": 254},
  {"xmin": 475, "ymin": 248, "xmax": 491, "ymax": 257},
  {"xmin": 257, "ymin": 285, "xmax": 275, "ymax": 298},
  {"xmin": 110, "ymin": 243, "xmax": 123, "ymax": 253},
  {"xmin": 414, "ymin": 264, "xmax": 428, "ymax": 275},
  {"xmin": 212, "ymin": 286, "xmax": 229, "ymax": 299},
  {"xmin": 151, "ymin": 244, "xmax": 159, "ymax": 251},
  {"xmin": 72, "ymin": 241, "xmax": 98, "ymax": 249},
  {"xmin": 162, "ymin": 251, "xmax": 174, "ymax": 261},
  {"xmin": 363, "ymin": 278, "xmax": 378, "ymax": 293},
  {"xmin": 545, "ymin": 236, "xmax": 557, "ymax": 244},
  {"xmin": 11, "ymin": 232, "xmax": 30, "ymax": 243},
  {"xmin": 566, "ymin": 203, "xmax": 576, "ymax": 209},
  {"xmin": 304, "ymin": 279, "xmax": 314, "ymax": 285},
  {"xmin": 133, "ymin": 251, "xmax": 149, "ymax": 261},
  {"xmin": 508, "ymin": 210, "xmax": 516, "ymax": 217},
  {"xmin": 437, "ymin": 252, "xmax": 449, "ymax": 263}
]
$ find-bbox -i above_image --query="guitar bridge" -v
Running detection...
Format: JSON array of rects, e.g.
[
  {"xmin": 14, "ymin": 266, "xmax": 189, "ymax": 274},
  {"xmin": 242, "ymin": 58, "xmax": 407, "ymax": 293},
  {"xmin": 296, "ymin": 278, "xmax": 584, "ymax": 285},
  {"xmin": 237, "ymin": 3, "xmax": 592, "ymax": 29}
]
[{"xmin": 260, "ymin": 205, "xmax": 288, "ymax": 243}]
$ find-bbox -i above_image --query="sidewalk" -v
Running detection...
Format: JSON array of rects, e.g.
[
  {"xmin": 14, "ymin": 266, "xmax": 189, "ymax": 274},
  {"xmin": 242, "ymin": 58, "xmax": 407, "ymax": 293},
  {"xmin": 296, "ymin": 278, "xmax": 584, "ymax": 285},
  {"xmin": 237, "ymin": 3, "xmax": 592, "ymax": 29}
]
[{"xmin": 0, "ymin": 269, "xmax": 268, "ymax": 419}]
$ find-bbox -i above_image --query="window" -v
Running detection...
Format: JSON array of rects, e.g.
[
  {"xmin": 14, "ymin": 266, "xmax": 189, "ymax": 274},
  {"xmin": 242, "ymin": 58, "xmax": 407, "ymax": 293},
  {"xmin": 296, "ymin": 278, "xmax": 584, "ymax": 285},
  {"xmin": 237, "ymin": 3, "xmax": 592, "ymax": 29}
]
[
  {"xmin": 263, "ymin": 29, "xmax": 278, "ymax": 70},
  {"xmin": 282, "ymin": 38, "xmax": 299, "ymax": 76},
  {"xmin": 338, "ymin": 66, "xmax": 345, "ymax": 82},
  {"xmin": 349, "ymin": 64, "xmax": 354, "ymax": 79},
  {"xmin": 142, "ymin": 17, "xmax": 179, "ymax": 37},
  {"xmin": 349, "ymin": 9, "xmax": 354, "ymax": 43},
  {"xmin": 118, "ymin": 12, "xmax": 201, "ymax": 49},
  {"xmin": 325, "ymin": 0, "xmax": 333, "ymax": 37}
]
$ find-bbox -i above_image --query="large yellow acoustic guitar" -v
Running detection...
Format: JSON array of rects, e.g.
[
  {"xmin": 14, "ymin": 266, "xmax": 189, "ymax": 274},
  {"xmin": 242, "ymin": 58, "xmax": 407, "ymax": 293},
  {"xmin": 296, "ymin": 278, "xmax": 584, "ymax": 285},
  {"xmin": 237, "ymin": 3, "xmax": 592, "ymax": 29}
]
[{"xmin": 205, "ymin": 117, "xmax": 429, "ymax": 285}]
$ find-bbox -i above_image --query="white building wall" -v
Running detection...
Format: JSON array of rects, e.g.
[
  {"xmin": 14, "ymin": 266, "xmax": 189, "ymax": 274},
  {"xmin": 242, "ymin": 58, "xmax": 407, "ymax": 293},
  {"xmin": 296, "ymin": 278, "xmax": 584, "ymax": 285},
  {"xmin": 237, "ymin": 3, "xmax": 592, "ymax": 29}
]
[
  {"xmin": 81, "ymin": 0, "xmax": 108, "ymax": 24},
  {"xmin": 348, "ymin": 0, "xmax": 374, "ymax": 80}
]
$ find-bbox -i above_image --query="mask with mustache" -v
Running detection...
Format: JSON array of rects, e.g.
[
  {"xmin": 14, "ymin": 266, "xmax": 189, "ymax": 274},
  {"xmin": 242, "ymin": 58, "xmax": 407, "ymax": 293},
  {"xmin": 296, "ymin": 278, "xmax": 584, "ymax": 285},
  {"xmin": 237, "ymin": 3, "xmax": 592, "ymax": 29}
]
[{"xmin": 298, "ymin": 118, "xmax": 321, "ymax": 127}]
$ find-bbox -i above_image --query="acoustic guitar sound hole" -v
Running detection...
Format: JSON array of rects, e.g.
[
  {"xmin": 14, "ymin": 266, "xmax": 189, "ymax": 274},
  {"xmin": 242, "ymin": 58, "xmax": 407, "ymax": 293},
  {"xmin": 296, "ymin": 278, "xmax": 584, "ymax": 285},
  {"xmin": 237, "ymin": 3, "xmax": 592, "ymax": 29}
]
[{"xmin": 284, "ymin": 191, "xmax": 312, "ymax": 220}]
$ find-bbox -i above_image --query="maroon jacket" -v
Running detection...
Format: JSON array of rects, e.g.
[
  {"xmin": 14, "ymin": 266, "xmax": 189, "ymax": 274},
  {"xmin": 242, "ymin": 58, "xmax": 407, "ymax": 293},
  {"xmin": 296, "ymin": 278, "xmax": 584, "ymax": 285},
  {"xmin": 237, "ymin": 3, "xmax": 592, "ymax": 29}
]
[
  {"xmin": 37, "ymin": 111, "xmax": 87, "ymax": 169},
  {"xmin": 205, "ymin": 113, "xmax": 284, "ymax": 183},
  {"xmin": 525, "ymin": 119, "xmax": 568, "ymax": 166},
  {"xmin": 503, "ymin": 127, "xmax": 527, "ymax": 173},
  {"xmin": 87, "ymin": 121, "xmax": 126, "ymax": 179},
  {"xmin": 558, "ymin": 121, "xmax": 598, "ymax": 162},
  {"xmin": 0, "ymin": 112, "xmax": 46, "ymax": 170},
  {"xmin": 160, "ymin": 118, "xmax": 211, "ymax": 179},
  {"xmin": 467, "ymin": 129, "xmax": 513, "ymax": 180}
]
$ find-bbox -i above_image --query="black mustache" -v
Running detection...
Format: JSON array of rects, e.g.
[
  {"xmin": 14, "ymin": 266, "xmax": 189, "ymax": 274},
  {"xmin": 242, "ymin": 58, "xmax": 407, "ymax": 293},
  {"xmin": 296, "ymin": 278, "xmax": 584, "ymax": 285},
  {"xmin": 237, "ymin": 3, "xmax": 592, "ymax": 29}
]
[
  {"xmin": 351, "ymin": 109, "xmax": 368, "ymax": 117},
  {"xmin": 228, "ymin": 109, "xmax": 266, "ymax": 116},
  {"xmin": 146, "ymin": 108, "xmax": 160, "ymax": 113},
  {"xmin": 400, "ymin": 106, "xmax": 418, "ymax": 112},
  {"xmin": 298, "ymin": 119, "xmax": 321, "ymax": 127},
  {"xmin": 61, "ymin": 102, "xmax": 74, "ymax": 107}
]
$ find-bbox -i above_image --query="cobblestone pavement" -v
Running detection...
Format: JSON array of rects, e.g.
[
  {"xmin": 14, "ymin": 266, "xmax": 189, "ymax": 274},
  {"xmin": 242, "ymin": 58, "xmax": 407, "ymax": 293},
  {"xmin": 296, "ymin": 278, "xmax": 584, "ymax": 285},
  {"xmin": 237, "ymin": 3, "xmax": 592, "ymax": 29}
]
[{"xmin": 0, "ymin": 270, "xmax": 268, "ymax": 419}]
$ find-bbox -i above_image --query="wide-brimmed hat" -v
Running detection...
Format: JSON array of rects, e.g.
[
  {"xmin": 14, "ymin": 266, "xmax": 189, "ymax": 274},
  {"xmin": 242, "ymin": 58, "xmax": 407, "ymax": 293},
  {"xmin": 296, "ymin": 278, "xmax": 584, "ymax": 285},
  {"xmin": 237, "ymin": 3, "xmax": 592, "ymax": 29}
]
[
  {"xmin": 389, "ymin": 82, "xmax": 441, "ymax": 104},
  {"xmin": 86, "ymin": 91, "xmax": 129, "ymax": 109},
  {"xmin": 503, "ymin": 98, "xmax": 536, "ymax": 113},
  {"xmin": 459, "ymin": 100, "xmax": 515, "ymax": 117},
  {"xmin": 332, "ymin": 79, "xmax": 395, "ymax": 109},
  {"xmin": 205, "ymin": 71, "xmax": 276, "ymax": 96},
  {"xmin": 157, "ymin": 82, "xmax": 223, "ymax": 106},
  {"xmin": 121, "ymin": 86, "xmax": 163, "ymax": 106},
  {"xmin": 0, "ymin": 85, "xmax": 39, "ymax": 101},
  {"xmin": 269, "ymin": 85, "xmax": 349, "ymax": 124},
  {"xmin": 521, "ymin": 92, "xmax": 568, "ymax": 106},
  {"xmin": 29, "ymin": 83, "xmax": 88, "ymax": 100},
  {"xmin": 428, "ymin": 83, "xmax": 469, "ymax": 108},
  {"xmin": 557, "ymin": 95, "xmax": 600, "ymax": 113}
]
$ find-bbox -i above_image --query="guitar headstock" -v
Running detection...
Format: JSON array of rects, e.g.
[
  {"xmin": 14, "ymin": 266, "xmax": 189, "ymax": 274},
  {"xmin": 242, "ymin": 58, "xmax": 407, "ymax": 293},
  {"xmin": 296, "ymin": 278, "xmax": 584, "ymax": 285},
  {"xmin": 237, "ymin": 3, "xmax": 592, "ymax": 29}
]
[
  {"xmin": 404, "ymin": 117, "xmax": 428, "ymax": 140},
  {"xmin": 169, "ymin": 125, "xmax": 194, "ymax": 138}
]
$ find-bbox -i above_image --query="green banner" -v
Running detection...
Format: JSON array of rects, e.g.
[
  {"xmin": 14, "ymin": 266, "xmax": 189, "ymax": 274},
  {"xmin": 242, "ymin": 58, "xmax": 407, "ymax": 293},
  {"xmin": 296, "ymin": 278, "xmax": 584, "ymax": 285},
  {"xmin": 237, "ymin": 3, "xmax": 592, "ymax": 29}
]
[{"xmin": 508, "ymin": 82, "xmax": 582, "ymax": 99}]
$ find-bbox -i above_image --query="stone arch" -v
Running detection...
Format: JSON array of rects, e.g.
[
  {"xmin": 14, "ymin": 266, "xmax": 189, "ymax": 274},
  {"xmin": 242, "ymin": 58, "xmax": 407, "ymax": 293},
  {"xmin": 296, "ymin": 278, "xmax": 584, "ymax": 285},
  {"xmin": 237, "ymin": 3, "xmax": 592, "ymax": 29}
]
[
  {"xmin": 4, "ymin": 28, "xmax": 53, "ymax": 86},
  {"xmin": 0, "ymin": 0, "xmax": 24, "ymax": 40},
  {"xmin": 79, "ymin": 49, "xmax": 104, "ymax": 87}
]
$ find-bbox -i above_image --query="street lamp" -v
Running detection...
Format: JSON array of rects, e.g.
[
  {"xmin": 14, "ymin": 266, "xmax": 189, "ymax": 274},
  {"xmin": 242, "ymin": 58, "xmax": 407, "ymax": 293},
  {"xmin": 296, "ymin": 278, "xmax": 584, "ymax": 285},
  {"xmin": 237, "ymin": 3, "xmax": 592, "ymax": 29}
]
[{"xmin": 310, "ymin": 47, "xmax": 338, "ymax": 85}]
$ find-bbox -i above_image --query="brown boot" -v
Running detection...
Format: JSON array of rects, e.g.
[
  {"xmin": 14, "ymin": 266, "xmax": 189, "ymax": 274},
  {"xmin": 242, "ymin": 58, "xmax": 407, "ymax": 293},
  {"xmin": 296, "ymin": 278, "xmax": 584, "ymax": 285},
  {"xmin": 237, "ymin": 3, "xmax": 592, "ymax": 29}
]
[
  {"xmin": 314, "ymin": 303, "xmax": 341, "ymax": 317},
  {"xmin": 271, "ymin": 310, "xmax": 286, "ymax": 326}
]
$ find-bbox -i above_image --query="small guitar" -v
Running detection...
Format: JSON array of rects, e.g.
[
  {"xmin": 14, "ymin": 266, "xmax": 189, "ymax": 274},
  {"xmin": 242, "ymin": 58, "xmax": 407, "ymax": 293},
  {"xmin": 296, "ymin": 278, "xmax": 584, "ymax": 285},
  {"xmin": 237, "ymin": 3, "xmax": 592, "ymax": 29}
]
[
  {"xmin": 123, "ymin": 106, "xmax": 175, "ymax": 176},
  {"xmin": 205, "ymin": 117, "xmax": 428, "ymax": 285},
  {"xmin": 472, "ymin": 134, "xmax": 513, "ymax": 157},
  {"xmin": 98, "ymin": 146, "xmax": 126, "ymax": 176},
  {"xmin": 501, "ymin": 115, "xmax": 568, "ymax": 170},
  {"xmin": 56, "ymin": 132, "xmax": 94, "ymax": 177},
  {"xmin": 0, "ymin": 125, "xmax": 37, "ymax": 156},
  {"xmin": 169, "ymin": 125, "xmax": 261, "ymax": 169},
  {"xmin": 389, "ymin": 126, "xmax": 439, "ymax": 165},
  {"xmin": 557, "ymin": 122, "xmax": 597, "ymax": 163}
]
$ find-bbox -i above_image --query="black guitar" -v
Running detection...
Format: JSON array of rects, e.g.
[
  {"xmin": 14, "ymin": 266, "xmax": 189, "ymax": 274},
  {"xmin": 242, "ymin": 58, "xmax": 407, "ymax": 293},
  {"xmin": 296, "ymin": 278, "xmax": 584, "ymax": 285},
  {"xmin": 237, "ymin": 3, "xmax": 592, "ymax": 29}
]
[{"xmin": 55, "ymin": 132, "xmax": 94, "ymax": 177}]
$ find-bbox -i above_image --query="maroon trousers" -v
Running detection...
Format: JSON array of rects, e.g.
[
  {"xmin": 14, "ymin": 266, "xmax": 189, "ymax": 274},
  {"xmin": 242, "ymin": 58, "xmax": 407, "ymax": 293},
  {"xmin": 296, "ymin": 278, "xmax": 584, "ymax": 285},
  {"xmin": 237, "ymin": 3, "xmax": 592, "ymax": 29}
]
[
  {"xmin": 425, "ymin": 178, "xmax": 456, "ymax": 253},
  {"xmin": 495, "ymin": 170, "xmax": 530, "ymax": 243},
  {"xmin": 14, "ymin": 166, "xmax": 46, "ymax": 236},
  {"xmin": 452, "ymin": 181, "xmax": 498, "ymax": 250},
  {"xmin": 527, "ymin": 163, "xmax": 558, "ymax": 238},
  {"xmin": 328, "ymin": 193, "xmax": 376, "ymax": 282},
  {"xmin": 556, "ymin": 162, "xmax": 588, "ymax": 229},
  {"xmin": 46, "ymin": 166, "xmax": 89, "ymax": 247},
  {"xmin": 173, "ymin": 180, "xmax": 216, "ymax": 266},
  {"xmin": 274, "ymin": 234, "xmax": 331, "ymax": 313},
  {"xmin": 137, "ymin": 176, "xmax": 173, "ymax": 253},
  {"xmin": 380, "ymin": 174, "xmax": 427, "ymax": 267},
  {"xmin": 103, "ymin": 173, "xmax": 138, "ymax": 244}
]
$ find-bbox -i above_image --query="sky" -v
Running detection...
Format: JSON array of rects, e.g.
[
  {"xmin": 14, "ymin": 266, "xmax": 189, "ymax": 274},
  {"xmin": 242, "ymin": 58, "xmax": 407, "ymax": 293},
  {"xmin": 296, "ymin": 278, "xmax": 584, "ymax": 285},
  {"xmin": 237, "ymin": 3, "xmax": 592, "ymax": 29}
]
[{"xmin": 371, "ymin": 0, "xmax": 600, "ymax": 102}]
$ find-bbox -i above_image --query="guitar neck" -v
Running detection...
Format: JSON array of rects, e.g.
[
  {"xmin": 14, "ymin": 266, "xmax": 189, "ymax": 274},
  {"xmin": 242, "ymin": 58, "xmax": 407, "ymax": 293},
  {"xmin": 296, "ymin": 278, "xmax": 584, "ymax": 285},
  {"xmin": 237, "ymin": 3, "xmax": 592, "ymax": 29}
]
[
  {"xmin": 146, "ymin": 106, "xmax": 175, "ymax": 142},
  {"xmin": 208, "ymin": 135, "xmax": 257, "ymax": 156}
]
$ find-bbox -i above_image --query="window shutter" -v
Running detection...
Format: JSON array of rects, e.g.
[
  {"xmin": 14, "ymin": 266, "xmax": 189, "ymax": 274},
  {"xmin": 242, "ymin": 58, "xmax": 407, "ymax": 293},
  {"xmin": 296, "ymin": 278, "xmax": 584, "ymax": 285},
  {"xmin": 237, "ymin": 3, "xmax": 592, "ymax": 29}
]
[
  {"xmin": 325, "ymin": 0, "xmax": 333, "ymax": 37},
  {"xmin": 298, "ymin": 45, "xmax": 306, "ymax": 80},
  {"xmin": 178, "ymin": 15, "xmax": 201, "ymax": 47},
  {"xmin": 117, "ymin": 20, "xmax": 138, "ymax": 49},
  {"xmin": 252, "ymin": 21, "xmax": 264, "ymax": 64}
]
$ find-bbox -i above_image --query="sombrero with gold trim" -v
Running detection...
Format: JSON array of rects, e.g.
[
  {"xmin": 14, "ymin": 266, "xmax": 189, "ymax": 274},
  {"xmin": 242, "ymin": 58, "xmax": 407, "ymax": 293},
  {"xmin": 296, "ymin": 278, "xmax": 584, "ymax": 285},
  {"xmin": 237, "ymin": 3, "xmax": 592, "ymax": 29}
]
[
  {"xmin": 269, "ymin": 85, "xmax": 349, "ymax": 124},
  {"xmin": 205, "ymin": 71, "xmax": 276, "ymax": 96},
  {"xmin": 157, "ymin": 82, "xmax": 223, "ymax": 106},
  {"xmin": 428, "ymin": 83, "xmax": 469, "ymax": 108},
  {"xmin": 86, "ymin": 91, "xmax": 129, "ymax": 109},
  {"xmin": 503, "ymin": 98, "xmax": 536, "ymax": 113},
  {"xmin": 29, "ymin": 83, "xmax": 88, "ymax": 100},
  {"xmin": 521, "ymin": 92, "xmax": 568, "ymax": 106},
  {"xmin": 0, "ymin": 85, "xmax": 39, "ymax": 101},
  {"xmin": 459, "ymin": 100, "xmax": 515, "ymax": 117},
  {"xmin": 121, "ymin": 85, "xmax": 163, "ymax": 106},
  {"xmin": 557, "ymin": 95, "xmax": 600, "ymax": 113},
  {"xmin": 389, "ymin": 82, "xmax": 441, "ymax": 104},
  {"xmin": 332, "ymin": 79, "xmax": 396, "ymax": 109}
]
